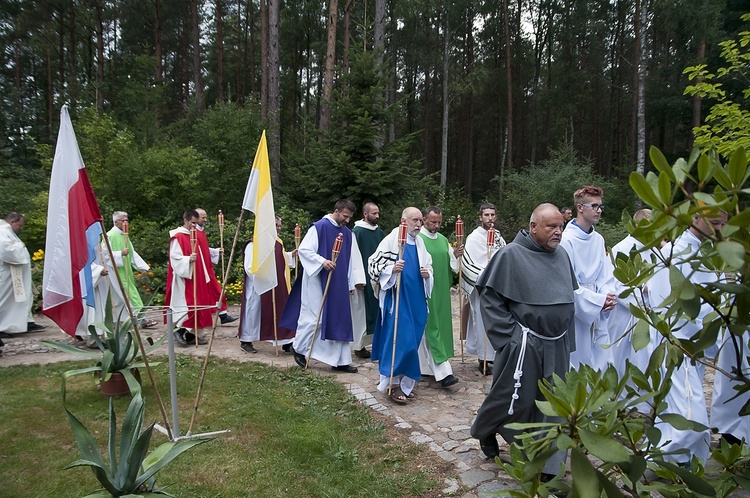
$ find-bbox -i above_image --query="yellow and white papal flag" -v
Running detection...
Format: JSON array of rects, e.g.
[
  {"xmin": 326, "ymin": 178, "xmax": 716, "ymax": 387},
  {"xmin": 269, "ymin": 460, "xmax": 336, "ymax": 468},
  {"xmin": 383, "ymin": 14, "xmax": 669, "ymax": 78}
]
[{"xmin": 241, "ymin": 130, "xmax": 278, "ymax": 294}]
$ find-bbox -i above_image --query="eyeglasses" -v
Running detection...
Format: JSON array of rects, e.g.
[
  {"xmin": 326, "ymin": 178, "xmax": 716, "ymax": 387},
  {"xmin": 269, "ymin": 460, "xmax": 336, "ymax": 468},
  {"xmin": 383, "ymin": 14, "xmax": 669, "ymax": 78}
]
[
  {"xmin": 115, "ymin": 219, "xmax": 128, "ymax": 222},
  {"xmin": 581, "ymin": 203, "xmax": 604, "ymax": 211}
]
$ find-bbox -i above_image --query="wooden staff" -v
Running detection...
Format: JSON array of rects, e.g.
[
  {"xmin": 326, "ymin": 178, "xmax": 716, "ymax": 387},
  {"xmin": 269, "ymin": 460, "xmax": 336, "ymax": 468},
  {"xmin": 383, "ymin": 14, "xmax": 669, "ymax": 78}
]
[
  {"xmin": 122, "ymin": 219, "xmax": 131, "ymax": 301},
  {"xmin": 305, "ymin": 233, "xmax": 343, "ymax": 370},
  {"xmin": 483, "ymin": 223, "xmax": 495, "ymax": 375},
  {"xmin": 218, "ymin": 210, "xmax": 225, "ymax": 286},
  {"xmin": 388, "ymin": 220, "xmax": 408, "ymax": 396},
  {"xmin": 294, "ymin": 223, "xmax": 301, "ymax": 280},
  {"xmin": 191, "ymin": 226, "xmax": 199, "ymax": 347},
  {"xmin": 455, "ymin": 215, "xmax": 465, "ymax": 363}
]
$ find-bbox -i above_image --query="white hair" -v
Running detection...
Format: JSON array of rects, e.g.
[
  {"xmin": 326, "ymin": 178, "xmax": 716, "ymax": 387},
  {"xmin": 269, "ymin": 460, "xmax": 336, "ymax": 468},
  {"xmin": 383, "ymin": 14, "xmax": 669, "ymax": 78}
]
[{"xmin": 112, "ymin": 211, "xmax": 127, "ymax": 224}]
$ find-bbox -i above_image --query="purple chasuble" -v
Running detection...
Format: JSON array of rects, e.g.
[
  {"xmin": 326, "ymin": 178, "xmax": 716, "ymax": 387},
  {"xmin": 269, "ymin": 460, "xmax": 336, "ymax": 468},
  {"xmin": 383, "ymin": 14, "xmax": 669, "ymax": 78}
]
[
  {"xmin": 278, "ymin": 218, "xmax": 354, "ymax": 342},
  {"xmin": 238, "ymin": 240, "xmax": 295, "ymax": 341},
  {"xmin": 315, "ymin": 218, "xmax": 353, "ymax": 342}
]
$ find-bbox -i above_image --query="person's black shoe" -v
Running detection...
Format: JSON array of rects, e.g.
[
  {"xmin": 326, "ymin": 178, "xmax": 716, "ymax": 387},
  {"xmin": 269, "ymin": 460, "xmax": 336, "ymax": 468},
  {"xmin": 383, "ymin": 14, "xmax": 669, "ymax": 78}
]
[
  {"xmin": 282, "ymin": 343, "xmax": 293, "ymax": 353},
  {"xmin": 183, "ymin": 331, "xmax": 208, "ymax": 345},
  {"xmin": 293, "ymin": 351, "xmax": 308, "ymax": 368},
  {"xmin": 332, "ymin": 364, "xmax": 358, "ymax": 373},
  {"xmin": 26, "ymin": 322, "xmax": 46, "ymax": 332},
  {"xmin": 240, "ymin": 341, "xmax": 257, "ymax": 353},
  {"xmin": 440, "ymin": 374, "xmax": 459, "ymax": 388},
  {"xmin": 479, "ymin": 434, "xmax": 500, "ymax": 459},
  {"xmin": 173, "ymin": 329, "xmax": 187, "ymax": 347},
  {"xmin": 0, "ymin": 332, "xmax": 13, "ymax": 339},
  {"xmin": 354, "ymin": 347, "xmax": 371, "ymax": 358},
  {"xmin": 220, "ymin": 314, "xmax": 238, "ymax": 324}
]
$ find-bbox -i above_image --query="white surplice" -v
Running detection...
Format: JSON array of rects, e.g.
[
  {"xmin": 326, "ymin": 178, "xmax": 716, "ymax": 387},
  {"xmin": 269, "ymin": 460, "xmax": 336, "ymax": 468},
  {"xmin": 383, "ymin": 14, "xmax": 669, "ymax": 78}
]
[
  {"xmin": 560, "ymin": 221, "xmax": 615, "ymax": 371},
  {"xmin": 0, "ymin": 219, "xmax": 33, "ymax": 333}
]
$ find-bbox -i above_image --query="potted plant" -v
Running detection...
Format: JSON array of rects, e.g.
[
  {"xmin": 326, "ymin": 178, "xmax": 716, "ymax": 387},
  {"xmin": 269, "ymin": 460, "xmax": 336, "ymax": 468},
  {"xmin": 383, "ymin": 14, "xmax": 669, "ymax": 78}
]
[
  {"xmin": 43, "ymin": 311, "xmax": 164, "ymax": 399},
  {"xmin": 65, "ymin": 392, "xmax": 211, "ymax": 497}
]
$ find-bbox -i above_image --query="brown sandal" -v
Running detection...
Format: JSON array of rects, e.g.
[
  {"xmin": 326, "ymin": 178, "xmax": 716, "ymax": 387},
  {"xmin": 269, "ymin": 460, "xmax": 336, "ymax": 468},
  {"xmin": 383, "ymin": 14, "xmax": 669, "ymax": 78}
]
[{"xmin": 389, "ymin": 385, "xmax": 408, "ymax": 405}]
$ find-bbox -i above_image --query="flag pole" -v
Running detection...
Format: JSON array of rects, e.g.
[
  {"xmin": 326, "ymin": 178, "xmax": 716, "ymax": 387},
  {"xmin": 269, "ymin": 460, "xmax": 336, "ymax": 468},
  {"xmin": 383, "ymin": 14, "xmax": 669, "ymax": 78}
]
[
  {"xmin": 388, "ymin": 220, "xmax": 408, "ymax": 396},
  {"xmin": 304, "ymin": 233, "xmax": 343, "ymax": 370},
  {"xmin": 272, "ymin": 287, "xmax": 279, "ymax": 357},
  {"xmin": 294, "ymin": 223, "xmax": 301, "ymax": 281},
  {"xmin": 187, "ymin": 210, "xmax": 244, "ymax": 435},
  {"xmin": 100, "ymin": 220, "xmax": 172, "ymax": 439}
]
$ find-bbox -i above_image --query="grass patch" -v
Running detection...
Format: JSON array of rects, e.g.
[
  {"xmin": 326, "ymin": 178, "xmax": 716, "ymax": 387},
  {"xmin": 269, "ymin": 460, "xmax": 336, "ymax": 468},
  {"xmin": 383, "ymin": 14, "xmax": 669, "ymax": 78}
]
[{"xmin": 0, "ymin": 357, "xmax": 445, "ymax": 497}]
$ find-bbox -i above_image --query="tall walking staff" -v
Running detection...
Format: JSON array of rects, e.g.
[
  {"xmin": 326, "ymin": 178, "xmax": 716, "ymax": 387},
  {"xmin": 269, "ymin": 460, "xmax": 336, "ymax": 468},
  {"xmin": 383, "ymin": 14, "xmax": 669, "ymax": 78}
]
[
  {"xmin": 218, "ymin": 210, "xmax": 226, "ymax": 285},
  {"xmin": 190, "ymin": 226, "xmax": 199, "ymax": 347},
  {"xmin": 294, "ymin": 223, "xmax": 301, "ymax": 280},
  {"xmin": 122, "ymin": 220, "xmax": 131, "ymax": 302},
  {"xmin": 455, "ymin": 215, "xmax": 465, "ymax": 363},
  {"xmin": 305, "ymin": 233, "xmax": 343, "ymax": 370},
  {"xmin": 388, "ymin": 220, "xmax": 408, "ymax": 397},
  {"xmin": 483, "ymin": 222, "xmax": 495, "ymax": 376}
]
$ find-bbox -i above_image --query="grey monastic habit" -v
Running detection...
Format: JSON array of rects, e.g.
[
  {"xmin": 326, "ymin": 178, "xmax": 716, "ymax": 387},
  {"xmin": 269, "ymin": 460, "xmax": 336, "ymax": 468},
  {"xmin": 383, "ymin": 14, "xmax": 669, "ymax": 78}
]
[{"xmin": 470, "ymin": 229, "xmax": 577, "ymax": 474}]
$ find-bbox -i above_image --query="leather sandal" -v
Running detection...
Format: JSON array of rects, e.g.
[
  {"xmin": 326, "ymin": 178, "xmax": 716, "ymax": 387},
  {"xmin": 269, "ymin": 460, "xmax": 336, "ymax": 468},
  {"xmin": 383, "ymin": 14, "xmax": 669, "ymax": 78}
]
[{"xmin": 389, "ymin": 385, "xmax": 408, "ymax": 405}]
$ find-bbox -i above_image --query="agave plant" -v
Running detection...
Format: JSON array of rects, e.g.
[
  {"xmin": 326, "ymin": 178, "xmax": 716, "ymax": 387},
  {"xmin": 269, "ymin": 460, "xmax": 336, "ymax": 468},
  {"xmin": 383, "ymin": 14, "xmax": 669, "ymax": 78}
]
[
  {"xmin": 65, "ymin": 392, "xmax": 211, "ymax": 497},
  {"xmin": 42, "ymin": 310, "xmax": 165, "ymax": 400}
]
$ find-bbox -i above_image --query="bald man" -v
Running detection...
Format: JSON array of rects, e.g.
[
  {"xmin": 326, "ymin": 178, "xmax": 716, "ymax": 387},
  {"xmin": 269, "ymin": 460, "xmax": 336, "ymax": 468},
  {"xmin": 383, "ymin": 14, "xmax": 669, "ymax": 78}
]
[
  {"xmin": 369, "ymin": 207, "xmax": 434, "ymax": 404},
  {"xmin": 470, "ymin": 203, "xmax": 577, "ymax": 480}
]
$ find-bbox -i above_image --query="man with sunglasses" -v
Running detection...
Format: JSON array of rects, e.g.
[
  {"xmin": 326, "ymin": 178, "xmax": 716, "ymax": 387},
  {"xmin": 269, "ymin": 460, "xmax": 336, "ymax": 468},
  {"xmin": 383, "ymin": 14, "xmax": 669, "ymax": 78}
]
[{"xmin": 560, "ymin": 185, "xmax": 616, "ymax": 371}]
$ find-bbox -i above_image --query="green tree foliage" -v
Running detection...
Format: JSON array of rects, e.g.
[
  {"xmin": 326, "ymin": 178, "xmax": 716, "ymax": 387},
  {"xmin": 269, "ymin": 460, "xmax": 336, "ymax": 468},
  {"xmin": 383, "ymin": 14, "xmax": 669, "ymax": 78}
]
[
  {"xmin": 493, "ymin": 142, "xmax": 636, "ymax": 245},
  {"xmin": 685, "ymin": 14, "xmax": 750, "ymax": 157},
  {"xmin": 282, "ymin": 49, "xmax": 429, "ymax": 227}
]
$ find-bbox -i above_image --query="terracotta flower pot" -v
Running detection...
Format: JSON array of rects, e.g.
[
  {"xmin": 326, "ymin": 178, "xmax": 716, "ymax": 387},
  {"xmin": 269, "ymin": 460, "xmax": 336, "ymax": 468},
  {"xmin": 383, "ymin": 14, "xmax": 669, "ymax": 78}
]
[{"xmin": 99, "ymin": 369, "xmax": 141, "ymax": 397}]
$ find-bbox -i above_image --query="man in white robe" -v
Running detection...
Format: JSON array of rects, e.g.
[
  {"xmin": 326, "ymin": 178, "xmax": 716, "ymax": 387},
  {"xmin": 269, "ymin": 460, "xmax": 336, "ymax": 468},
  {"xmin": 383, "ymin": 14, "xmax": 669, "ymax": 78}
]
[
  {"xmin": 608, "ymin": 209, "xmax": 657, "ymax": 381},
  {"xmin": 165, "ymin": 210, "xmax": 216, "ymax": 346},
  {"xmin": 560, "ymin": 185, "xmax": 616, "ymax": 372},
  {"xmin": 239, "ymin": 216, "xmax": 296, "ymax": 352},
  {"xmin": 0, "ymin": 212, "xmax": 44, "ymax": 337},
  {"xmin": 101, "ymin": 211, "xmax": 152, "ymax": 324},
  {"xmin": 649, "ymin": 211, "xmax": 727, "ymax": 466},
  {"xmin": 461, "ymin": 203, "xmax": 506, "ymax": 374},
  {"xmin": 75, "ymin": 258, "xmax": 110, "ymax": 348},
  {"xmin": 712, "ymin": 327, "xmax": 750, "ymax": 446},
  {"xmin": 280, "ymin": 200, "xmax": 366, "ymax": 372}
]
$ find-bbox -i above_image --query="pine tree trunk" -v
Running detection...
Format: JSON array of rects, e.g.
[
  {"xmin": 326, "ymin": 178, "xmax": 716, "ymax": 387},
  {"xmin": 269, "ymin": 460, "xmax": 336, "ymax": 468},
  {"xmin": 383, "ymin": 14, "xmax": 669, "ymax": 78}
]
[
  {"xmin": 320, "ymin": 0, "xmax": 338, "ymax": 131},
  {"xmin": 260, "ymin": 0, "xmax": 268, "ymax": 119},
  {"xmin": 192, "ymin": 0, "xmax": 205, "ymax": 110},
  {"xmin": 440, "ymin": 15, "xmax": 449, "ymax": 186},
  {"xmin": 95, "ymin": 0, "xmax": 104, "ymax": 111},
  {"xmin": 216, "ymin": 0, "xmax": 224, "ymax": 100},
  {"xmin": 268, "ymin": 0, "xmax": 280, "ymax": 183},
  {"xmin": 155, "ymin": 0, "xmax": 163, "ymax": 82}
]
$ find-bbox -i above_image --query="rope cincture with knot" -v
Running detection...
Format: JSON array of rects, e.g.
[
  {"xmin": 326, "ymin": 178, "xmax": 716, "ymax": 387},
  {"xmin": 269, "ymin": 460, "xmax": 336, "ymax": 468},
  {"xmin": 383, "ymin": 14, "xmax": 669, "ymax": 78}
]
[{"xmin": 507, "ymin": 326, "xmax": 566, "ymax": 415}]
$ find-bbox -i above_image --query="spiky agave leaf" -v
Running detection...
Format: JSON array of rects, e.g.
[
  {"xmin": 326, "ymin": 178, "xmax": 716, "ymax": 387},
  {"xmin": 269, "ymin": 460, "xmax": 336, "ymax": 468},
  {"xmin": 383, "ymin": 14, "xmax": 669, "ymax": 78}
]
[{"xmin": 64, "ymin": 404, "xmax": 118, "ymax": 495}]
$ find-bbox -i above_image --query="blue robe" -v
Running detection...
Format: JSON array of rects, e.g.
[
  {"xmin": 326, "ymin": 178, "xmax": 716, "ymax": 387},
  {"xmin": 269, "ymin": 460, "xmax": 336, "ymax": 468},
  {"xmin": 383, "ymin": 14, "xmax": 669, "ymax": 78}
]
[{"xmin": 372, "ymin": 243, "xmax": 427, "ymax": 381}]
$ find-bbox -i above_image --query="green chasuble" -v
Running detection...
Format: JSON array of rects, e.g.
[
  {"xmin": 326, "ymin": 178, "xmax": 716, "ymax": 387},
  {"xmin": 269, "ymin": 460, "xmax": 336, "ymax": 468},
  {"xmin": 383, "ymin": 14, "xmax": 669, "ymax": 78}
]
[
  {"xmin": 107, "ymin": 228, "xmax": 144, "ymax": 309},
  {"xmin": 418, "ymin": 231, "xmax": 454, "ymax": 363},
  {"xmin": 352, "ymin": 223, "xmax": 385, "ymax": 335}
]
